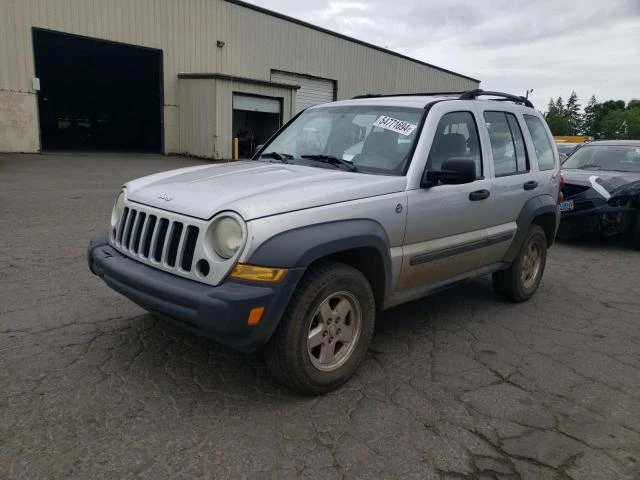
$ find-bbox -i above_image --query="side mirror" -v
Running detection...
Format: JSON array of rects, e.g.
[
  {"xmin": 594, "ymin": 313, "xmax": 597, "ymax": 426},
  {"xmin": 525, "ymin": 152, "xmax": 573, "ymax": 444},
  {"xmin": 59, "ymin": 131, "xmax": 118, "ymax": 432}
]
[{"xmin": 423, "ymin": 157, "xmax": 477, "ymax": 186}]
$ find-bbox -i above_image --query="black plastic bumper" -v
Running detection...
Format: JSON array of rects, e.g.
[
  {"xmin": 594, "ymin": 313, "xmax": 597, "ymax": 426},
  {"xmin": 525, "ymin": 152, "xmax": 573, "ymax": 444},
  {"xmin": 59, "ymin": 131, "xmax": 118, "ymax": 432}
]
[
  {"xmin": 87, "ymin": 235, "xmax": 304, "ymax": 352},
  {"xmin": 558, "ymin": 204, "xmax": 633, "ymax": 239}
]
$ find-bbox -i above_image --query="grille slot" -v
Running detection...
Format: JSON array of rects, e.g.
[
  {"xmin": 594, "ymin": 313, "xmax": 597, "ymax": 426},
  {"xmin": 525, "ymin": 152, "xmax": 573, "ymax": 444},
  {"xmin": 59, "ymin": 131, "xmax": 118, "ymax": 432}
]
[
  {"xmin": 117, "ymin": 207, "xmax": 130, "ymax": 244},
  {"xmin": 141, "ymin": 215, "xmax": 157, "ymax": 258},
  {"xmin": 166, "ymin": 222, "xmax": 184, "ymax": 267},
  {"xmin": 154, "ymin": 219, "xmax": 170, "ymax": 262},
  {"xmin": 122, "ymin": 209, "xmax": 137, "ymax": 248},
  {"xmin": 181, "ymin": 226, "xmax": 199, "ymax": 271},
  {"xmin": 113, "ymin": 205, "xmax": 201, "ymax": 274},
  {"xmin": 131, "ymin": 212, "xmax": 146, "ymax": 253}
]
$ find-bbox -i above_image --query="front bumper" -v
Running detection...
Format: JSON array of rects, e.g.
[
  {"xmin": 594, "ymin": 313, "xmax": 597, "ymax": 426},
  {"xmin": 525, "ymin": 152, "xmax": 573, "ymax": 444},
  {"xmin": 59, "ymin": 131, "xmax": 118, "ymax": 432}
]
[
  {"xmin": 558, "ymin": 204, "xmax": 633, "ymax": 239},
  {"xmin": 88, "ymin": 235, "xmax": 304, "ymax": 352}
]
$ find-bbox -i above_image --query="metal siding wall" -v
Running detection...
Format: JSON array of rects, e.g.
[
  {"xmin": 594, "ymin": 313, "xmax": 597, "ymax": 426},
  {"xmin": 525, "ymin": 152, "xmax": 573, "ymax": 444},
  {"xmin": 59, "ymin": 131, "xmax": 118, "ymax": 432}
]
[
  {"xmin": 224, "ymin": 3, "xmax": 478, "ymax": 98},
  {"xmin": 178, "ymin": 79, "xmax": 216, "ymax": 158},
  {"xmin": 0, "ymin": 0, "xmax": 478, "ymax": 154}
]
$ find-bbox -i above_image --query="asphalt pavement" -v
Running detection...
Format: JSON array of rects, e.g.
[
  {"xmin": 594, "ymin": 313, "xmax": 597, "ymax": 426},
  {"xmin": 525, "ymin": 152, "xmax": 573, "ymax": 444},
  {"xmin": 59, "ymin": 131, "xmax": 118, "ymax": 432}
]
[{"xmin": 1, "ymin": 152, "xmax": 639, "ymax": 479}]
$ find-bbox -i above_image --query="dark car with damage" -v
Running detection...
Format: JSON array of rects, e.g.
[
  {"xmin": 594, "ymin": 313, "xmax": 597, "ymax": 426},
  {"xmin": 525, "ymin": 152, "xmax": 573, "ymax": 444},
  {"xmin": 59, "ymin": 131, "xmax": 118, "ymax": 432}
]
[{"xmin": 558, "ymin": 140, "xmax": 640, "ymax": 248}]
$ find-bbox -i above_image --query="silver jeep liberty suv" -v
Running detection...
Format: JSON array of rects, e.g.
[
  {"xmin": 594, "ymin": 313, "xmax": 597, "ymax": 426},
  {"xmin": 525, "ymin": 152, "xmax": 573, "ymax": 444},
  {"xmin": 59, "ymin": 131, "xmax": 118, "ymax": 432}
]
[{"xmin": 88, "ymin": 89, "xmax": 561, "ymax": 395}]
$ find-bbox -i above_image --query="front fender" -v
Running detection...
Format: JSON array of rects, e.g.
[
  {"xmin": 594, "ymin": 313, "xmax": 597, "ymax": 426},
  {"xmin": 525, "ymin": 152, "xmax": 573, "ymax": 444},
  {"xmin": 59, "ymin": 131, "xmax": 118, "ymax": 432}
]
[{"xmin": 247, "ymin": 218, "xmax": 393, "ymax": 292}]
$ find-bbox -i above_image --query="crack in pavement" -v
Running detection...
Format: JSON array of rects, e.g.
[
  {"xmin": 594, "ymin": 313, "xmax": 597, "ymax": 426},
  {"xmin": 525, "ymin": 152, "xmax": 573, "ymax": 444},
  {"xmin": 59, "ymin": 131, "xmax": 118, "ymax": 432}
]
[{"xmin": 2, "ymin": 152, "xmax": 640, "ymax": 479}]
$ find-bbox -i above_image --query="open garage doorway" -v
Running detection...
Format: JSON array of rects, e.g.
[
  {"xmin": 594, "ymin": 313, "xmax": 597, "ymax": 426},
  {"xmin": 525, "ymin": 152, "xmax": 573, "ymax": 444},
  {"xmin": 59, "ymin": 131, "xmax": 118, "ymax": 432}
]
[
  {"xmin": 33, "ymin": 29, "xmax": 163, "ymax": 153},
  {"xmin": 232, "ymin": 94, "xmax": 282, "ymax": 158}
]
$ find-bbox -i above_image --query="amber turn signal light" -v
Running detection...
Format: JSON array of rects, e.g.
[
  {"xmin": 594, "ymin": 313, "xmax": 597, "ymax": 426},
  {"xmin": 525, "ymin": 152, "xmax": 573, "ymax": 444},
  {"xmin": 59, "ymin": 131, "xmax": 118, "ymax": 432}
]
[
  {"xmin": 230, "ymin": 264, "xmax": 287, "ymax": 283},
  {"xmin": 247, "ymin": 306, "xmax": 265, "ymax": 326}
]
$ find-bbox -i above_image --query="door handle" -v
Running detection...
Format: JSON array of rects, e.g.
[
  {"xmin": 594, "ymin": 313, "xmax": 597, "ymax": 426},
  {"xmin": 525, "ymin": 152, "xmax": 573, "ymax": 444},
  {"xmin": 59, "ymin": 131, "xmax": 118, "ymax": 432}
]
[
  {"xmin": 469, "ymin": 189, "xmax": 490, "ymax": 201},
  {"xmin": 524, "ymin": 181, "xmax": 538, "ymax": 190}
]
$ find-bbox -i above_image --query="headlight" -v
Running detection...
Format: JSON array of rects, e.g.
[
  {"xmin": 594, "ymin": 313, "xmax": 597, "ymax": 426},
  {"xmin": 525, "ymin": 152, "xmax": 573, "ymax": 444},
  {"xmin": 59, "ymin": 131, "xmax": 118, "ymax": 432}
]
[
  {"xmin": 211, "ymin": 215, "xmax": 244, "ymax": 259},
  {"xmin": 110, "ymin": 190, "xmax": 126, "ymax": 228}
]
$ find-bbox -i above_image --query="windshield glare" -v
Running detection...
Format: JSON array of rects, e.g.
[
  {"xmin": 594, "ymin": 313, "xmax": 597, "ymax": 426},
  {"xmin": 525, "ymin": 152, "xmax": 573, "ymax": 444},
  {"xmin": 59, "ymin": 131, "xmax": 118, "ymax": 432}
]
[
  {"xmin": 562, "ymin": 145, "xmax": 640, "ymax": 173},
  {"xmin": 258, "ymin": 105, "xmax": 424, "ymax": 175}
]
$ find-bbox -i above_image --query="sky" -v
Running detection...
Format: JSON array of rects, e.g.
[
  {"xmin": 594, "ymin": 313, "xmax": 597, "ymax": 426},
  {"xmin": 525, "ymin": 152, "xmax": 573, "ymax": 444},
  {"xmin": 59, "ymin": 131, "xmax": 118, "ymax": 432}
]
[{"xmin": 249, "ymin": 0, "xmax": 640, "ymax": 112}]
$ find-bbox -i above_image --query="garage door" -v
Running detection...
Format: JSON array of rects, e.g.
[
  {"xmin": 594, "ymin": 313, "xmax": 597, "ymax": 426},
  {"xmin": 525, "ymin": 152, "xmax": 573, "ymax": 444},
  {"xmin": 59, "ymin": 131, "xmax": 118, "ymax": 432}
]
[
  {"xmin": 233, "ymin": 94, "xmax": 281, "ymax": 113},
  {"xmin": 33, "ymin": 29, "xmax": 162, "ymax": 153},
  {"xmin": 271, "ymin": 71, "xmax": 335, "ymax": 113}
]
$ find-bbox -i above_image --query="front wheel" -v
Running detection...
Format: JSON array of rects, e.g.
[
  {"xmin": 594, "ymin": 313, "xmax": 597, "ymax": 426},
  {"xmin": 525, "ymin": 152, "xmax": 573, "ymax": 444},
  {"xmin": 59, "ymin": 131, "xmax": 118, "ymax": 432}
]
[
  {"xmin": 493, "ymin": 224, "xmax": 548, "ymax": 302},
  {"xmin": 264, "ymin": 262, "xmax": 375, "ymax": 395}
]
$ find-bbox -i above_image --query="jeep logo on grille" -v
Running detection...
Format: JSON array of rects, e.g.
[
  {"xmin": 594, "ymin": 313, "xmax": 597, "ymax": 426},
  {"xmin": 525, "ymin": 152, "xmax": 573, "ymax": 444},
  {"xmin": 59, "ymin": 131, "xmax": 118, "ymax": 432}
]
[{"xmin": 158, "ymin": 193, "xmax": 173, "ymax": 202}]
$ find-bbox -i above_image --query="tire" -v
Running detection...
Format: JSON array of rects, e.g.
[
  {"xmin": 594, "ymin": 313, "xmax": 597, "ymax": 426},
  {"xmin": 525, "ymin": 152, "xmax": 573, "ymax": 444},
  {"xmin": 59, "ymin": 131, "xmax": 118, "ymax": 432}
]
[
  {"xmin": 264, "ymin": 261, "xmax": 376, "ymax": 395},
  {"xmin": 632, "ymin": 211, "xmax": 640, "ymax": 250},
  {"xmin": 493, "ymin": 224, "xmax": 547, "ymax": 302}
]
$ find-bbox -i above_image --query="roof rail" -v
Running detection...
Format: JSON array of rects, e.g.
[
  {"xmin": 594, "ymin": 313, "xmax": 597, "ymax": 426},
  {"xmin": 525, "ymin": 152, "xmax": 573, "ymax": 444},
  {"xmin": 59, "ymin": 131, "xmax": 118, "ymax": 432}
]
[
  {"xmin": 459, "ymin": 89, "xmax": 534, "ymax": 108},
  {"xmin": 352, "ymin": 91, "xmax": 465, "ymax": 99}
]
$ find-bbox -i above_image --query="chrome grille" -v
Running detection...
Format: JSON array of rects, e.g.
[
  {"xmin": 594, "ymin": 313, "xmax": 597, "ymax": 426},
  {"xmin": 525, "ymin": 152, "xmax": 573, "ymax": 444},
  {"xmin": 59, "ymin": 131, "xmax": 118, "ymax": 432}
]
[{"xmin": 113, "ymin": 206, "xmax": 200, "ymax": 273}]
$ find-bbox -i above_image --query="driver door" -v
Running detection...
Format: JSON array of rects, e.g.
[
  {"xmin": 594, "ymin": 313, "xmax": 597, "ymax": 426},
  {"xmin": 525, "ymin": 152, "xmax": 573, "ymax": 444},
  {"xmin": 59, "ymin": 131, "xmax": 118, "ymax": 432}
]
[{"xmin": 398, "ymin": 106, "xmax": 496, "ymax": 292}]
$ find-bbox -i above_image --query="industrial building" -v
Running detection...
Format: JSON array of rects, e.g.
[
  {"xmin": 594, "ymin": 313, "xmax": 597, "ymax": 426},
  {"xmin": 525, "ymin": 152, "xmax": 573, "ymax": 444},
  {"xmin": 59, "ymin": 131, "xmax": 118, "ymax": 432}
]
[{"xmin": 0, "ymin": 0, "xmax": 480, "ymax": 159}]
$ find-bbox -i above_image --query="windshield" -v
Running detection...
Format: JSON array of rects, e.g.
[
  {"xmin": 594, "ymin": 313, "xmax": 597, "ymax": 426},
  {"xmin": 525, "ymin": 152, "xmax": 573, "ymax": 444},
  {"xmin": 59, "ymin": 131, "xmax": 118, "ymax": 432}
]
[
  {"xmin": 562, "ymin": 145, "xmax": 640, "ymax": 173},
  {"xmin": 256, "ymin": 105, "xmax": 424, "ymax": 175}
]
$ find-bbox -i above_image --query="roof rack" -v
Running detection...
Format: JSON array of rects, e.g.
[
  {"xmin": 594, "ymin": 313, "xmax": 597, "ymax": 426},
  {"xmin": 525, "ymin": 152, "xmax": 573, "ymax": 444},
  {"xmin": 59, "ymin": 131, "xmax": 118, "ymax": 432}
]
[
  {"xmin": 352, "ymin": 91, "xmax": 465, "ymax": 99},
  {"xmin": 458, "ymin": 89, "xmax": 534, "ymax": 108},
  {"xmin": 351, "ymin": 89, "xmax": 534, "ymax": 108}
]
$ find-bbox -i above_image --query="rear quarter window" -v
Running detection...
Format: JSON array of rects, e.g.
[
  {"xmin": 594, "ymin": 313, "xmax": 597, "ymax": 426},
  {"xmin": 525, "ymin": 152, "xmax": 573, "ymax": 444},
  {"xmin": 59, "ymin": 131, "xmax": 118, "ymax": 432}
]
[{"xmin": 524, "ymin": 115, "xmax": 556, "ymax": 171}]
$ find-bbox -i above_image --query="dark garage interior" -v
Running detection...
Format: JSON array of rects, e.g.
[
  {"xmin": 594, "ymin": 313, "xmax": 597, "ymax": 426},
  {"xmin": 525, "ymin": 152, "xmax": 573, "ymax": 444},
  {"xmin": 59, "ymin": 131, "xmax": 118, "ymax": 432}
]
[
  {"xmin": 33, "ymin": 29, "xmax": 163, "ymax": 153},
  {"xmin": 232, "ymin": 110, "xmax": 281, "ymax": 158}
]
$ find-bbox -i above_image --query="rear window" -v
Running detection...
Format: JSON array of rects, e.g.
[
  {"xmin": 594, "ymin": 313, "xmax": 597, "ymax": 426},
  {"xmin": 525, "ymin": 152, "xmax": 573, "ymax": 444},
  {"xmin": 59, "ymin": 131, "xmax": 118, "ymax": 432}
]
[
  {"xmin": 524, "ymin": 115, "xmax": 556, "ymax": 171},
  {"xmin": 484, "ymin": 111, "xmax": 529, "ymax": 176}
]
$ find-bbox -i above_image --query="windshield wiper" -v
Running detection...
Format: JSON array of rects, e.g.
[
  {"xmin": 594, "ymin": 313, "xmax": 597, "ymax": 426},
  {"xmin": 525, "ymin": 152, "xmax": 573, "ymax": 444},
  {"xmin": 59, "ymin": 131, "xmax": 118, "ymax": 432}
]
[
  {"xmin": 259, "ymin": 152, "xmax": 293, "ymax": 163},
  {"xmin": 300, "ymin": 154, "xmax": 357, "ymax": 172}
]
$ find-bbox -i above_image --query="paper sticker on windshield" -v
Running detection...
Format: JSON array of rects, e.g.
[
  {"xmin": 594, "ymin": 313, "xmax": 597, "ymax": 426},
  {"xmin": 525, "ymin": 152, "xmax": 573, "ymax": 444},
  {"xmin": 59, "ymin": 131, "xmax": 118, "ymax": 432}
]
[{"xmin": 372, "ymin": 116, "xmax": 418, "ymax": 136}]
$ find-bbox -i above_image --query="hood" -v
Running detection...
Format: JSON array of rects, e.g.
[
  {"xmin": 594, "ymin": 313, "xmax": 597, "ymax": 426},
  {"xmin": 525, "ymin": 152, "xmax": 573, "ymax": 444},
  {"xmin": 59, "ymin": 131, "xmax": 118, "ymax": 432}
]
[
  {"xmin": 125, "ymin": 161, "xmax": 407, "ymax": 220},
  {"xmin": 561, "ymin": 169, "xmax": 640, "ymax": 187},
  {"xmin": 561, "ymin": 168, "xmax": 640, "ymax": 201}
]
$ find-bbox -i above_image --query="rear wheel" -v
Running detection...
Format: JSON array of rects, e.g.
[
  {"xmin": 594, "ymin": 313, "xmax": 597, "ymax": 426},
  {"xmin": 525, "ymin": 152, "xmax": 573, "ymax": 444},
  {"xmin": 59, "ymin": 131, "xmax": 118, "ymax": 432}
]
[
  {"xmin": 264, "ymin": 262, "xmax": 375, "ymax": 395},
  {"xmin": 493, "ymin": 224, "xmax": 547, "ymax": 302}
]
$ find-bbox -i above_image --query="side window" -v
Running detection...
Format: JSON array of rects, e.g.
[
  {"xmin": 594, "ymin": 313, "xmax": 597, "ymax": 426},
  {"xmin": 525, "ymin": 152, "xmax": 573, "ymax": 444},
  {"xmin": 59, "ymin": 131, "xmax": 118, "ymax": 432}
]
[
  {"xmin": 427, "ymin": 111, "xmax": 482, "ymax": 178},
  {"xmin": 483, "ymin": 111, "xmax": 529, "ymax": 176},
  {"xmin": 524, "ymin": 114, "xmax": 556, "ymax": 171}
]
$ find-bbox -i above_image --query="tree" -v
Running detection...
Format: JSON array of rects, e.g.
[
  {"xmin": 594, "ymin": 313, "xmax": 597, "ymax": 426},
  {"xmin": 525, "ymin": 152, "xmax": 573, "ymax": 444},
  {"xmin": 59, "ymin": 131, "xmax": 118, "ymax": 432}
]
[
  {"xmin": 545, "ymin": 93, "xmax": 639, "ymax": 139},
  {"xmin": 565, "ymin": 91, "xmax": 581, "ymax": 135},
  {"xmin": 593, "ymin": 100, "xmax": 626, "ymax": 138},
  {"xmin": 555, "ymin": 97, "xmax": 565, "ymax": 116},
  {"xmin": 627, "ymin": 99, "xmax": 640, "ymax": 110},
  {"xmin": 600, "ymin": 108, "xmax": 640, "ymax": 139},
  {"xmin": 544, "ymin": 114, "xmax": 571, "ymax": 135},
  {"xmin": 582, "ymin": 95, "xmax": 599, "ymax": 137},
  {"xmin": 544, "ymin": 96, "xmax": 570, "ymax": 135}
]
